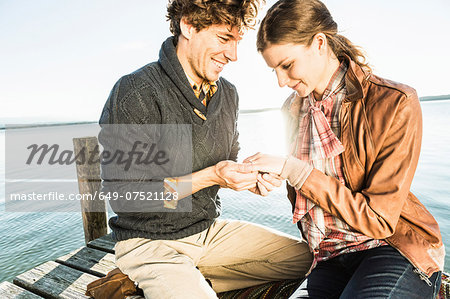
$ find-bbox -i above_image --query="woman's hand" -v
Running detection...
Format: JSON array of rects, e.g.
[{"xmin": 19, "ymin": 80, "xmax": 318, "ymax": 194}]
[
  {"xmin": 243, "ymin": 152, "xmax": 287, "ymax": 175},
  {"xmin": 248, "ymin": 172, "xmax": 283, "ymax": 196}
]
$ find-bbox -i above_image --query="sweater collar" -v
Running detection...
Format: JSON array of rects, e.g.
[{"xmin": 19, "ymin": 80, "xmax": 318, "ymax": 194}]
[{"xmin": 159, "ymin": 36, "xmax": 221, "ymax": 114}]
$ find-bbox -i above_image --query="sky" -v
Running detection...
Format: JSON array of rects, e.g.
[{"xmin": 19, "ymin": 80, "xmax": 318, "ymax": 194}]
[{"xmin": 1, "ymin": 0, "xmax": 449, "ymax": 123}]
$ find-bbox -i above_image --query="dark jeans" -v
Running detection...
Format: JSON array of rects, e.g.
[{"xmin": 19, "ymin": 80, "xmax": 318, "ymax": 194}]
[{"xmin": 289, "ymin": 245, "xmax": 441, "ymax": 299}]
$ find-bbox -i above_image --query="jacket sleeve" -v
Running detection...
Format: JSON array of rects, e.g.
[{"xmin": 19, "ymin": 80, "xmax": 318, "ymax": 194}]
[{"xmin": 297, "ymin": 92, "xmax": 422, "ymax": 239}]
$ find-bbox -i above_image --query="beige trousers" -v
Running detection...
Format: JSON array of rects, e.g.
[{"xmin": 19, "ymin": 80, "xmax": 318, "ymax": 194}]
[{"xmin": 115, "ymin": 219, "xmax": 312, "ymax": 299}]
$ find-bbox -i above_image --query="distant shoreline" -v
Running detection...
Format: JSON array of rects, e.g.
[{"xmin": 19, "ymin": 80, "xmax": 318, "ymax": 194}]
[
  {"xmin": 0, "ymin": 121, "xmax": 96, "ymax": 130},
  {"xmin": 419, "ymin": 94, "xmax": 450, "ymax": 102},
  {"xmin": 1, "ymin": 95, "xmax": 449, "ymax": 130}
]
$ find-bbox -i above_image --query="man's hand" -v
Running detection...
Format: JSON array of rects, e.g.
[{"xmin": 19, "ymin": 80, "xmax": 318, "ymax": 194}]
[{"xmin": 214, "ymin": 160, "xmax": 257, "ymax": 191}]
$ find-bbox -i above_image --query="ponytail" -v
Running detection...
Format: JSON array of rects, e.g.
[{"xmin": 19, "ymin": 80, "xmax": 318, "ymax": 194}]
[{"xmin": 328, "ymin": 34, "xmax": 371, "ymax": 72}]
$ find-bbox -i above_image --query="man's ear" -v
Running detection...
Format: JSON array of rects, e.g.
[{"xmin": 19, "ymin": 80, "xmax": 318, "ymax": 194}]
[{"xmin": 180, "ymin": 17, "xmax": 195, "ymax": 40}]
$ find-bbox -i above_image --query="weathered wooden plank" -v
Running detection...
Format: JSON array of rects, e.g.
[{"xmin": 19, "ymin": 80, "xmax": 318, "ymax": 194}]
[
  {"xmin": 87, "ymin": 233, "xmax": 115, "ymax": 253},
  {"xmin": 13, "ymin": 261, "xmax": 97, "ymax": 299},
  {"xmin": 56, "ymin": 246, "xmax": 116, "ymax": 277},
  {"xmin": 73, "ymin": 137, "xmax": 107, "ymax": 244},
  {"xmin": 0, "ymin": 281, "xmax": 43, "ymax": 298}
]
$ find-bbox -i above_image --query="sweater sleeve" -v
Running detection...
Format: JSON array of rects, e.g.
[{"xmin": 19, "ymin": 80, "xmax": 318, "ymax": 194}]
[
  {"xmin": 99, "ymin": 74, "xmax": 162, "ymax": 125},
  {"xmin": 98, "ymin": 74, "xmax": 168, "ymax": 213},
  {"xmin": 280, "ymin": 155, "xmax": 313, "ymax": 189},
  {"xmin": 228, "ymin": 85, "xmax": 240, "ymax": 162}
]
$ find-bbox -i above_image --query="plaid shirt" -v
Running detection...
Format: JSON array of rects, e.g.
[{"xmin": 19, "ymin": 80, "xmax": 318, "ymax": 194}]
[
  {"xmin": 186, "ymin": 74, "xmax": 218, "ymax": 106},
  {"xmin": 291, "ymin": 61, "xmax": 387, "ymax": 266}
]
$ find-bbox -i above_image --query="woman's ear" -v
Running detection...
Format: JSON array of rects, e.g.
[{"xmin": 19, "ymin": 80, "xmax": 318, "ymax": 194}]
[
  {"xmin": 313, "ymin": 33, "xmax": 328, "ymax": 55},
  {"xmin": 180, "ymin": 17, "xmax": 195, "ymax": 40}
]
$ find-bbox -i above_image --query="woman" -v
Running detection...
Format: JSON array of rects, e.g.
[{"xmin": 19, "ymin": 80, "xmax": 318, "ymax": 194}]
[{"xmin": 246, "ymin": 0, "xmax": 444, "ymax": 297}]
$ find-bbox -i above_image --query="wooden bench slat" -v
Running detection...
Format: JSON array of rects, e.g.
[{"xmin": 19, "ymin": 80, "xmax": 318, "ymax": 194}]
[
  {"xmin": 13, "ymin": 261, "xmax": 97, "ymax": 299},
  {"xmin": 86, "ymin": 233, "xmax": 115, "ymax": 253},
  {"xmin": 56, "ymin": 246, "xmax": 116, "ymax": 277},
  {"xmin": 0, "ymin": 281, "xmax": 43, "ymax": 299}
]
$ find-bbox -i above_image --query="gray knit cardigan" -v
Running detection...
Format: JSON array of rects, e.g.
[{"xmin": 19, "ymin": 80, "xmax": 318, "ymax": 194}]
[{"xmin": 99, "ymin": 37, "xmax": 240, "ymax": 241}]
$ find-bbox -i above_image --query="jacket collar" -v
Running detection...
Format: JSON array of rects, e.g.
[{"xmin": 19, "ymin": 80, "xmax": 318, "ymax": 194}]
[{"xmin": 341, "ymin": 54, "xmax": 370, "ymax": 102}]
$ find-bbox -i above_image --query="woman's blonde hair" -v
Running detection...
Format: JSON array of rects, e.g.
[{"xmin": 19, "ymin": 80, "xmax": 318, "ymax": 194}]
[{"xmin": 257, "ymin": 0, "xmax": 371, "ymax": 72}]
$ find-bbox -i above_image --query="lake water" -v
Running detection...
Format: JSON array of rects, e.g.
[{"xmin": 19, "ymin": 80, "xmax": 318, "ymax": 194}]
[{"xmin": 0, "ymin": 100, "xmax": 449, "ymax": 283}]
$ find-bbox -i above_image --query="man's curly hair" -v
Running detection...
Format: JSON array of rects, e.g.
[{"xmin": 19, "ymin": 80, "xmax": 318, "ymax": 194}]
[{"xmin": 167, "ymin": 0, "xmax": 264, "ymax": 38}]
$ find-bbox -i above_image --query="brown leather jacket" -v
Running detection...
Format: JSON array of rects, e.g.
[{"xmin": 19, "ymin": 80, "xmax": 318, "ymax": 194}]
[{"xmin": 283, "ymin": 56, "xmax": 445, "ymax": 277}]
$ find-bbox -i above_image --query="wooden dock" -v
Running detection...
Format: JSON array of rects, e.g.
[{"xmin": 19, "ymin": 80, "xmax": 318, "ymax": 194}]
[
  {"xmin": 0, "ymin": 232, "xmax": 448, "ymax": 298},
  {"xmin": 0, "ymin": 233, "xmax": 303, "ymax": 299},
  {"xmin": 0, "ymin": 234, "xmax": 128, "ymax": 299}
]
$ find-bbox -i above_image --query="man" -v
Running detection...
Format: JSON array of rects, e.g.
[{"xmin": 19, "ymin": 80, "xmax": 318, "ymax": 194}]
[{"xmin": 99, "ymin": 0, "xmax": 312, "ymax": 298}]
